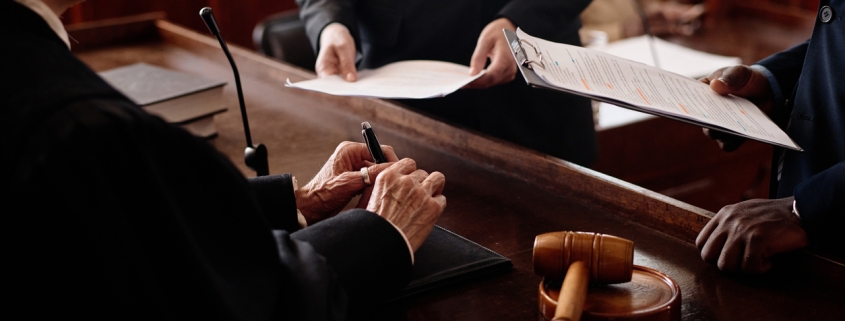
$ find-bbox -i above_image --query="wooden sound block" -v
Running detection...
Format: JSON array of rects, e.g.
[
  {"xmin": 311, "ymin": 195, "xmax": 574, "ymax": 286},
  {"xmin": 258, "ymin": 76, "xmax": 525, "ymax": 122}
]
[{"xmin": 539, "ymin": 265, "xmax": 681, "ymax": 321}]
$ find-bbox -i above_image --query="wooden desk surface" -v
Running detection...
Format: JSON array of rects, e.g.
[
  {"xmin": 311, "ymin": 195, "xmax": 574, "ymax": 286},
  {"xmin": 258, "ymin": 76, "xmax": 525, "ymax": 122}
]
[{"xmin": 70, "ymin": 18, "xmax": 844, "ymax": 320}]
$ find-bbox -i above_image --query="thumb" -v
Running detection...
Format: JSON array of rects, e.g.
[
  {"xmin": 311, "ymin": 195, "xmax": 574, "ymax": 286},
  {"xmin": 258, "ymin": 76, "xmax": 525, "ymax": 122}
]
[
  {"xmin": 469, "ymin": 39, "xmax": 492, "ymax": 76},
  {"xmin": 710, "ymin": 65, "xmax": 753, "ymax": 96},
  {"xmin": 337, "ymin": 46, "xmax": 358, "ymax": 82}
]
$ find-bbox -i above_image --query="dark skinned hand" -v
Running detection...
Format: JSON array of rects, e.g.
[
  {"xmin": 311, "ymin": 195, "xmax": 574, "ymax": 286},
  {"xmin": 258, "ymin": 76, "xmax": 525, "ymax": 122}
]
[
  {"xmin": 696, "ymin": 197, "xmax": 808, "ymax": 273},
  {"xmin": 699, "ymin": 65, "xmax": 775, "ymax": 152}
]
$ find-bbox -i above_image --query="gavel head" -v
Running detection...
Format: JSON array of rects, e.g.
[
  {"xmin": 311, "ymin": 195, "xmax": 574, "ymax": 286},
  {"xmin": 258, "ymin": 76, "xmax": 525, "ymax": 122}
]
[{"xmin": 533, "ymin": 231, "xmax": 634, "ymax": 284}]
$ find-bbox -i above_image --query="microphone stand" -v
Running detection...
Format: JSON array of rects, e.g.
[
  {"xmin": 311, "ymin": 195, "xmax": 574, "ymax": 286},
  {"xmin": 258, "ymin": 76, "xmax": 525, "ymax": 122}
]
[
  {"xmin": 199, "ymin": 7, "xmax": 269, "ymax": 176},
  {"xmin": 632, "ymin": 0, "xmax": 661, "ymax": 69}
]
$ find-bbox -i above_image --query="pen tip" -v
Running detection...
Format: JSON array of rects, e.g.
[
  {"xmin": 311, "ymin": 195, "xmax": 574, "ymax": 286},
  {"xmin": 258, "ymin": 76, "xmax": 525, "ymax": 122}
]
[{"xmin": 362, "ymin": 121, "xmax": 371, "ymax": 129}]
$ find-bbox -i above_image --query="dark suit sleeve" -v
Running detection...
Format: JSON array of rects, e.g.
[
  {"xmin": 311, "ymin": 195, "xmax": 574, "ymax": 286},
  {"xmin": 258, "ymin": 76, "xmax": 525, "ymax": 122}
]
[
  {"xmin": 793, "ymin": 162, "xmax": 845, "ymax": 256},
  {"xmin": 249, "ymin": 174, "xmax": 300, "ymax": 231},
  {"xmin": 11, "ymin": 100, "xmax": 410, "ymax": 319},
  {"xmin": 296, "ymin": 0, "xmax": 359, "ymax": 54},
  {"xmin": 499, "ymin": 0, "xmax": 593, "ymax": 41},
  {"xmin": 757, "ymin": 41, "xmax": 809, "ymax": 117}
]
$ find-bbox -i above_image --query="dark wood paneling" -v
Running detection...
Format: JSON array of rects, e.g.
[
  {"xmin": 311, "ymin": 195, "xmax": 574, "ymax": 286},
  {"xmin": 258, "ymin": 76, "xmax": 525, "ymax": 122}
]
[
  {"xmin": 593, "ymin": 117, "xmax": 772, "ymax": 213},
  {"xmin": 67, "ymin": 19, "xmax": 845, "ymax": 320},
  {"xmin": 65, "ymin": 0, "xmax": 298, "ymax": 48},
  {"xmin": 705, "ymin": 0, "xmax": 819, "ymax": 25}
]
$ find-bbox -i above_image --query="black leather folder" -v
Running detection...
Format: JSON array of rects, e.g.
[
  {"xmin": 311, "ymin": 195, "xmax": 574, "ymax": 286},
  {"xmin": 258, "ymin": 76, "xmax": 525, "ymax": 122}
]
[{"xmin": 392, "ymin": 225, "xmax": 512, "ymax": 300}]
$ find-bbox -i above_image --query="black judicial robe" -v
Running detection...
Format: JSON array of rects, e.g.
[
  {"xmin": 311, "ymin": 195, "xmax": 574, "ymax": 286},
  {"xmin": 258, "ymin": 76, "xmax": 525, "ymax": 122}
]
[
  {"xmin": 297, "ymin": 0, "xmax": 598, "ymax": 165},
  {"xmin": 1, "ymin": 2, "xmax": 411, "ymax": 319},
  {"xmin": 756, "ymin": 0, "xmax": 844, "ymax": 255}
]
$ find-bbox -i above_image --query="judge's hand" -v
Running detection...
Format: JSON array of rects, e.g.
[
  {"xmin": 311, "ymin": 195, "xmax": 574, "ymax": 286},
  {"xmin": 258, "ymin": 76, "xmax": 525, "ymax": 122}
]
[
  {"xmin": 316, "ymin": 23, "xmax": 358, "ymax": 81},
  {"xmin": 295, "ymin": 142, "xmax": 399, "ymax": 225},
  {"xmin": 367, "ymin": 158, "xmax": 447, "ymax": 252},
  {"xmin": 696, "ymin": 197, "xmax": 808, "ymax": 273},
  {"xmin": 465, "ymin": 18, "xmax": 518, "ymax": 89},
  {"xmin": 699, "ymin": 65, "xmax": 774, "ymax": 152}
]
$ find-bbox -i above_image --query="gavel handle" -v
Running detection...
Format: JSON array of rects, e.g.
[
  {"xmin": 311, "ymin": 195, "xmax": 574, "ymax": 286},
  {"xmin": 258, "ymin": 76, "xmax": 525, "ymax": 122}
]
[{"xmin": 552, "ymin": 261, "xmax": 589, "ymax": 321}]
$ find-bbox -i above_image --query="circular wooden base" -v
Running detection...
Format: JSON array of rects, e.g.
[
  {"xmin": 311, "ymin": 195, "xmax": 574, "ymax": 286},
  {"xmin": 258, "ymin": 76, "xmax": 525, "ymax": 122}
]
[{"xmin": 539, "ymin": 265, "xmax": 681, "ymax": 321}]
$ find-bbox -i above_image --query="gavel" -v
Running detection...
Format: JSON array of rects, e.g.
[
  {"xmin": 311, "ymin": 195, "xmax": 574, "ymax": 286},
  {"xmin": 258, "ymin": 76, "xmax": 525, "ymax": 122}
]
[{"xmin": 533, "ymin": 231, "xmax": 634, "ymax": 321}]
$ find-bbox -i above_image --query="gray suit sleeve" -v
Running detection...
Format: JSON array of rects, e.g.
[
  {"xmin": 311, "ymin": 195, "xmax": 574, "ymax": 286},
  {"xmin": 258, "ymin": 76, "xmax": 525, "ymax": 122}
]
[
  {"xmin": 297, "ymin": 0, "xmax": 360, "ymax": 54},
  {"xmin": 499, "ymin": 0, "xmax": 593, "ymax": 41}
]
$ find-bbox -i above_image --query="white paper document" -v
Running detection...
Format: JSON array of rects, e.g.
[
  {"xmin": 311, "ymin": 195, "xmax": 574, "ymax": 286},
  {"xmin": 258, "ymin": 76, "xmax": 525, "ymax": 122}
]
[
  {"xmin": 513, "ymin": 29, "xmax": 800, "ymax": 151},
  {"xmin": 589, "ymin": 35, "xmax": 742, "ymax": 129},
  {"xmin": 588, "ymin": 35, "xmax": 742, "ymax": 79},
  {"xmin": 286, "ymin": 60, "xmax": 485, "ymax": 99}
]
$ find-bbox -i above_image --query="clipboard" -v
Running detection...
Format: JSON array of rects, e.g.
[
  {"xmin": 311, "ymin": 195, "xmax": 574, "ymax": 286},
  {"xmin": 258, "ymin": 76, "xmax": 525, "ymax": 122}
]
[{"xmin": 504, "ymin": 29, "xmax": 802, "ymax": 152}]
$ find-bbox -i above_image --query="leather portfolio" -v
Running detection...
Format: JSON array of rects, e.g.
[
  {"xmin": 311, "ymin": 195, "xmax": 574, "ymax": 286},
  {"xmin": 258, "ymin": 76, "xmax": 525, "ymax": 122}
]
[{"xmin": 393, "ymin": 225, "xmax": 513, "ymax": 300}]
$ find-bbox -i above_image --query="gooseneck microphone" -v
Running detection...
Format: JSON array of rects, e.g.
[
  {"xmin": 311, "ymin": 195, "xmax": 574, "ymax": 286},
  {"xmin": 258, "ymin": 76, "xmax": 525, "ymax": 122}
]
[{"xmin": 199, "ymin": 7, "xmax": 269, "ymax": 176}]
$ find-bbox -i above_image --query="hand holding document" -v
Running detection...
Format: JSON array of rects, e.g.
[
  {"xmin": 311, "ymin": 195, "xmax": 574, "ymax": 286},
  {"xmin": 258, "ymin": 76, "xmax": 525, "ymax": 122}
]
[
  {"xmin": 507, "ymin": 28, "xmax": 801, "ymax": 151},
  {"xmin": 286, "ymin": 60, "xmax": 485, "ymax": 99}
]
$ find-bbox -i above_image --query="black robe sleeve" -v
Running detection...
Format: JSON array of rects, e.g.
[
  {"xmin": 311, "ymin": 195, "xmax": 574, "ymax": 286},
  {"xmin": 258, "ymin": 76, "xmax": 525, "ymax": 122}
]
[{"xmin": 9, "ymin": 98, "xmax": 411, "ymax": 320}]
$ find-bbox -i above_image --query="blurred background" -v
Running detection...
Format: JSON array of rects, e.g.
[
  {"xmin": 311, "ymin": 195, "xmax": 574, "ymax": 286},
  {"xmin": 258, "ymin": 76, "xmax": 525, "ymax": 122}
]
[{"xmin": 61, "ymin": 0, "xmax": 819, "ymax": 213}]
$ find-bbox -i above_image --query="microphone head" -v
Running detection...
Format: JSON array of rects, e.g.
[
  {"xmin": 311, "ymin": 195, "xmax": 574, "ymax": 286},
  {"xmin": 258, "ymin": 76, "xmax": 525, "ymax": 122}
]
[{"xmin": 199, "ymin": 7, "xmax": 220, "ymax": 36}]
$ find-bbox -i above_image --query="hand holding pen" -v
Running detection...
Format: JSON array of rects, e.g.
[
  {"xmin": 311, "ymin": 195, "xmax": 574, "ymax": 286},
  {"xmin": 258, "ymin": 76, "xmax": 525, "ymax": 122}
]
[{"xmin": 360, "ymin": 121, "xmax": 447, "ymax": 252}]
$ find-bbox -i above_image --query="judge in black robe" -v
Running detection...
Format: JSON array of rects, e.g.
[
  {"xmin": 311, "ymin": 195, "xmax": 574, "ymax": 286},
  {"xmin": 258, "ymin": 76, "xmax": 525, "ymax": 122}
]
[{"xmin": 1, "ymin": 1, "xmax": 425, "ymax": 319}]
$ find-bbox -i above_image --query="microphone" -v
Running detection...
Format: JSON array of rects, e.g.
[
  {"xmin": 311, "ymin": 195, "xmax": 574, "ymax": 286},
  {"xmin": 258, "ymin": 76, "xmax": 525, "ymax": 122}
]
[{"xmin": 199, "ymin": 7, "xmax": 269, "ymax": 176}]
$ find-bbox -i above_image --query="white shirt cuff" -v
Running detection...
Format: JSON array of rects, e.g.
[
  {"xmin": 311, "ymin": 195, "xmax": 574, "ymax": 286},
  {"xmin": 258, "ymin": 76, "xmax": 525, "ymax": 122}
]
[{"xmin": 386, "ymin": 221, "xmax": 415, "ymax": 265}]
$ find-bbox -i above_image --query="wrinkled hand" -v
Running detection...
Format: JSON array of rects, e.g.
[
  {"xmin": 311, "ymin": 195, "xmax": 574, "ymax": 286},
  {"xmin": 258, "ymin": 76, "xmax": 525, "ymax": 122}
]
[
  {"xmin": 696, "ymin": 197, "xmax": 808, "ymax": 273},
  {"xmin": 699, "ymin": 65, "xmax": 774, "ymax": 151},
  {"xmin": 465, "ymin": 18, "xmax": 518, "ymax": 89},
  {"xmin": 295, "ymin": 142, "xmax": 399, "ymax": 225},
  {"xmin": 367, "ymin": 158, "xmax": 447, "ymax": 251},
  {"xmin": 316, "ymin": 23, "xmax": 358, "ymax": 81}
]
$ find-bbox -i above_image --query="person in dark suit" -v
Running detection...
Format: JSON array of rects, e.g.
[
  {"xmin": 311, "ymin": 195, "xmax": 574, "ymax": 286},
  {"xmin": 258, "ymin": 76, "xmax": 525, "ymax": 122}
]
[
  {"xmin": 695, "ymin": 0, "xmax": 844, "ymax": 273},
  {"xmin": 296, "ymin": 0, "xmax": 598, "ymax": 165},
  {"xmin": 2, "ymin": 0, "xmax": 446, "ymax": 319}
]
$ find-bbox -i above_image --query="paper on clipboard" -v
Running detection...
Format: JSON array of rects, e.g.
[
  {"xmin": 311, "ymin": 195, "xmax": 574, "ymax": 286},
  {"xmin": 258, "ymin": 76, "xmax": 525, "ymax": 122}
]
[{"xmin": 506, "ymin": 28, "xmax": 801, "ymax": 151}]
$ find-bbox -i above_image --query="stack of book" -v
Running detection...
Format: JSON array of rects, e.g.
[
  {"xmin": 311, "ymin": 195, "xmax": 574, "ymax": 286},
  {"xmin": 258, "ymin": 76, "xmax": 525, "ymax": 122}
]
[{"xmin": 99, "ymin": 63, "xmax": 227, "ymax": 138}]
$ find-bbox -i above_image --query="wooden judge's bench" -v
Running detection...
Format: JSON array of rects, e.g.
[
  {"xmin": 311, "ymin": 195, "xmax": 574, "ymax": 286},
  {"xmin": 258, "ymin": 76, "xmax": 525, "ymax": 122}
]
[{"xmin": 68, "ymin": 15, "xmax": 844, "ymax": 320}]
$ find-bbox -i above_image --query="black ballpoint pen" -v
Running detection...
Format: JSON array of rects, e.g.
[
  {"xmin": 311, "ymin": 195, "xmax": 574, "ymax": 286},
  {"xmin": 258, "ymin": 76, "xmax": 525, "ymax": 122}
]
[{"xmin": 362, "ymin": 122, "xmax": 387, "ymax": 164}]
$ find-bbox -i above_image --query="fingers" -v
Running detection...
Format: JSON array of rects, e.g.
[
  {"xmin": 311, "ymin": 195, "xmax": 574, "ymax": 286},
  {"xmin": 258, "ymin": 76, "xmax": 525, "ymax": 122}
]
[
  {"xmin": 702, "ymin": 128, "xmax": 746, "ymax": 152},
  {"xmin": 695, "ymin": 214, "xmax": 719, "ymax": 250},
  {"xmin": 710, "ymin": 65, "xmax": 753, "ymax": 96},
  {"xmin": 381, "ymin": 145, "xmax": 399, "ymax": 162},
  {"xmin": 717, "ymin": 234, "xmax": 743, "ymax": 272},
  {"xmin": 387, "ymin": 158, "xmax": 418, "ymax": 176},
  {"xmin": 466, "ymin": 18, "xmax": 517, "ymax": 89},
  {"xmin": 468, "ymin": 53, "xmax": 516, "ymax": 89},
  {"xmin": 697, "ymin": 197, "xmax": 807, "ymax": 274},
  {"xmin": 699, "ymin": 228, "xmax": 728, "ymax": 265},
  {"xmin": 422, "ymin": 171, "xmax": 446, "ymax": 196},
  {"xmin": 699, "ymin": 67, "xmax": 725, "ymax": 85},
  {"xmin": 334, "ymin": 141, "xmax": 399, "ymax": 168},
  {"xmin": 336, "ymin": 45, "xmax": 357, "ymax": 82},
  {"xmin": 742, "ymin": 236, "xmax": 768, "ymax": 273},
  {"xmin": 365, "ymin": 162, "xmax": 396, "ymax": 184},
  {"xmin": 469, "ymin": 36, "xmax": 493, "ymax": 76},
  {"xmin": 316, "ymin": 23, "xmax": 358, "ymax": 81},
  {"xmin": 408, "ymin": 169, "xmax": 429, "ymax": 184}
]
